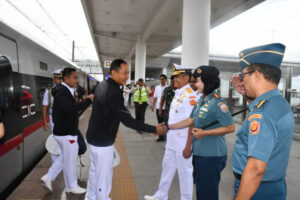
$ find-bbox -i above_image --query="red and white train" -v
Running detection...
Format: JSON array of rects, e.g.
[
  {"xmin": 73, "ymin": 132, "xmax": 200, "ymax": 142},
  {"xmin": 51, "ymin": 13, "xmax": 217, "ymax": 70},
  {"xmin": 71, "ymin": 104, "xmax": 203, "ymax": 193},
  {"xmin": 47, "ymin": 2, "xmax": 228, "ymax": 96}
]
[{"xmin": 0, "ymin": 21, "xmax": 98, "ymax": 197}]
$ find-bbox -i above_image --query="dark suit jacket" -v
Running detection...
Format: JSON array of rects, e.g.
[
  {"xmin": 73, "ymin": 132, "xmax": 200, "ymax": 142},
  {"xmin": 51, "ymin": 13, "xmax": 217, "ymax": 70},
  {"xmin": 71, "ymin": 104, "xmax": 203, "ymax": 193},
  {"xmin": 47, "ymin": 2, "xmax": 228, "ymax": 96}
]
[{"xmin": 52, "ymin": 84, "xmax": 91, "ymax": 136}]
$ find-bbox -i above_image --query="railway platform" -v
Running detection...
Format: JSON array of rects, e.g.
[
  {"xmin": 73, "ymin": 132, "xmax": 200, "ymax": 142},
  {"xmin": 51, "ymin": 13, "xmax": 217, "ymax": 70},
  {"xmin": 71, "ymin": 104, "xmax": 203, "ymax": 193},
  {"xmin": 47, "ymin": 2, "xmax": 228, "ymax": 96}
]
[{"xmin": 8, "ymin": 107, "xmax": 300, "ymax": 200}]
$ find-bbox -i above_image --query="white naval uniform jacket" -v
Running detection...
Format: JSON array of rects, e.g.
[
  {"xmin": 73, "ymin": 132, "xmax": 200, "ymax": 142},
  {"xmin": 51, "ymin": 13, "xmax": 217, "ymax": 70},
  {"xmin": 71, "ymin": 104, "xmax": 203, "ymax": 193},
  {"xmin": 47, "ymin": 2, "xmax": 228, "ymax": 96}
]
[{"xmin": 166, "ymin": 84, "xmax": 201, "ymax": 152}]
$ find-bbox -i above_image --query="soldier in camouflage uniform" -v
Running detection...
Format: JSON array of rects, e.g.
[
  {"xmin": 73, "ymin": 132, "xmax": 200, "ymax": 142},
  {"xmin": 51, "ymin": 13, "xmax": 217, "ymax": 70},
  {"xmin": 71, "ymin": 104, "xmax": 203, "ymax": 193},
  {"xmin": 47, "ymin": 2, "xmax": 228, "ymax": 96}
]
[{"xmin": 159, "ymin": 75, "xmax": 175, "ymax": 123}]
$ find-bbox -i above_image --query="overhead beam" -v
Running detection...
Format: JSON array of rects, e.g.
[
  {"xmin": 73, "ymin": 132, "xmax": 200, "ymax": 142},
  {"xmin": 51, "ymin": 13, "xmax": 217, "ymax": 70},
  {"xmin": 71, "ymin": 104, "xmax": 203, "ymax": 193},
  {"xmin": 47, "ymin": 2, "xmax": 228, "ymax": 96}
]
[
  {"xmin": 212, "ymin": 0, "xmax": 265, "ymax": 28},
  {"xmin": 99, "ymin": 52, "xmax": 128, "ymax": 58},
  {"xmin": 141, "ymin": 0, "xmax": 180, "ymax": 42},
  {"xmin": 93, "ymin": 31, "xmax": 136, "ymax": 43},
  {"xmin": 128, "ymin": 0, "xmax": 181, "ymax": 58}
]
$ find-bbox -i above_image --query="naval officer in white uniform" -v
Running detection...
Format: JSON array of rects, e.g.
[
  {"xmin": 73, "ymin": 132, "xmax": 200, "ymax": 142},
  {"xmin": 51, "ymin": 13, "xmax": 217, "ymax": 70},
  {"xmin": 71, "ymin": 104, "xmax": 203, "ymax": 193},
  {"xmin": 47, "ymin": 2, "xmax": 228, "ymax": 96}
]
[
  {"xmin": 145, "ymin": 64, "xmax": 201, "ymax": 200},
  {"xmin": 41, "ymin": 69, "xmax": 63, "ymax": 192}
]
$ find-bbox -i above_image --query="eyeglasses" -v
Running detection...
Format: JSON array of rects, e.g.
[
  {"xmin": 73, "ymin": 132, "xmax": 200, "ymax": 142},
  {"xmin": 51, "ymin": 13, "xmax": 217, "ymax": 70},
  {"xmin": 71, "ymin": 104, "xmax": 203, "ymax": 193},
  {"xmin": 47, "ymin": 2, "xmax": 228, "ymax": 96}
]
[{"xmin": 239, "ymin": 71, "xmax": 254, "ymax": 80}]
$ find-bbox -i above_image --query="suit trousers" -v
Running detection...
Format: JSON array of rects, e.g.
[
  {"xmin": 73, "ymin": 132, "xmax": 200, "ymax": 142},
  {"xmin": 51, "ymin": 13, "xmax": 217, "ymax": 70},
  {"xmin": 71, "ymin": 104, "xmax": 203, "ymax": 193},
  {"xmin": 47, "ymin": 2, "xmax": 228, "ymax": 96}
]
[
  {"xmin": 156, "ymin": 109, "xmax": 165, "ymax": 140},
  {"xmin": 87, "ymin": 144, "xmax": 114, "ymax": 200}
]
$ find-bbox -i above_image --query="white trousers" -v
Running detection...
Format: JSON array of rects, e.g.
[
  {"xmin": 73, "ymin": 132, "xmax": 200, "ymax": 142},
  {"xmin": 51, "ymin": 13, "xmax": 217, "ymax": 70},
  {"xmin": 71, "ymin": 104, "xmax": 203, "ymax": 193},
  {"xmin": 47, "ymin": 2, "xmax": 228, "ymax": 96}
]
[
  {"xmin": 47, "ymin": 115, "xmax": 63, "ymax": 181},
  {"xmin": 47, "ymin": 153, "xmax": 63, "ymax": 181},
  {"xmin": 54, "ymin": 135, "xmax": 79, "ymax": 189},
  {"xmin": 155, "ymin": 148, "xmax": 193, "ymax": 200},
  {"xmin": 49, "ymin": 115, "xmax": 54, "ymax": 132},
  {"xmin": 87, "ymin": 144, "xmax": 114, "ymax": 200}
]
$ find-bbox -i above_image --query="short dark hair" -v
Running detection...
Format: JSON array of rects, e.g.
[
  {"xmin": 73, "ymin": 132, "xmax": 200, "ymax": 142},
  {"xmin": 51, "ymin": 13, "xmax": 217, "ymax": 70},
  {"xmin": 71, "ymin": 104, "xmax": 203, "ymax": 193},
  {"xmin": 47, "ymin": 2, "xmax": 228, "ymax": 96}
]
[
  {"xmin": 110, "ymin": 59, "xmax": 127, "ymax": 74},
  {"xmin": 201, "ymin": 75, "xmax": 220, "ymax": 95},
  {"xmin": 62, "ymin": 67, "xmax": 76, "ymax": 80},
  {"xmin": 138, "ymin": 78, "xmax": 144, "ymax": 82},
  {"xmin": 247, "ymin": 63, "xmax": 281, "ymax": 84},
  {"xmin": 160, "ymin": 74, "xmax": 167, "ymax": 79}
]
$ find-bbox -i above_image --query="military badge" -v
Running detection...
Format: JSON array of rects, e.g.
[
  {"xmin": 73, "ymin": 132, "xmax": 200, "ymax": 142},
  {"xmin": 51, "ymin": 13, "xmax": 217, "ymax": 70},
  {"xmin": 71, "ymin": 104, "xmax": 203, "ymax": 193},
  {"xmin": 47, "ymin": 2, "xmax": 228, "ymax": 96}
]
[
  {"xmin": 248, "ymin": 114, "xmax": 263, "ymax": 121},
  {"xmin": 190, "ymin": 99, "xmax": 197, "ymax": 106},
  {"xmin": 197, "ymin": 68, "xmax": 202, "ymax": 74},
  {"xmin": 186, "ymin": 87, "xmax": 193, "ymax": 94},
  {"xmin": 250, "ymin": 120, "xmax": 260, "ymax": 135},
  {"xmin": 213, "ymin": 93, "xmax": 220, "ymax": 99},
  {"xmin": 220, "ymin": 104, "xmax": 228, "ymax": 112}
]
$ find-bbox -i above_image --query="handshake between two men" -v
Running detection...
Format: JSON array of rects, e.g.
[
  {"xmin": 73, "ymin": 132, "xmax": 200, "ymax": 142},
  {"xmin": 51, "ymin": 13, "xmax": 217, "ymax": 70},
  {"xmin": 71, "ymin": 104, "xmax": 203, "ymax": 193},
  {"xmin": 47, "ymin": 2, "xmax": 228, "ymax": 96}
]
[
  {"xmin": 154, "ymin": 122, "xmax": 205, "ymax": 138},
  {"xmin": 154, "ymin": 122, "xmax": 168, "ymax": 135}
]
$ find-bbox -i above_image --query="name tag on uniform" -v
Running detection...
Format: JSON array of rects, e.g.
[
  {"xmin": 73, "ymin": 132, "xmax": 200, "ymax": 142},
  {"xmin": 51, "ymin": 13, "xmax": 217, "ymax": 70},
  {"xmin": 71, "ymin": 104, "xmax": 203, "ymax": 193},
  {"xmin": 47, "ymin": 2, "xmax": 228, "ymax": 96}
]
[{"xmin": 200, "ymin": 107, "xmax": 208, "ymax": 112}]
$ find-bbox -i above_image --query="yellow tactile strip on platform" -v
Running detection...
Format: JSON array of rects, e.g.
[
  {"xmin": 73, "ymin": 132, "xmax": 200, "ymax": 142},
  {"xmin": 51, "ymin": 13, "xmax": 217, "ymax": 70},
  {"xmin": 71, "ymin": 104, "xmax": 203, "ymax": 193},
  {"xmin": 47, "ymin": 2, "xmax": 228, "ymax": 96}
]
[{"xmin": 110, "ymin": 132, "xmax": 138, "ymax": 200}]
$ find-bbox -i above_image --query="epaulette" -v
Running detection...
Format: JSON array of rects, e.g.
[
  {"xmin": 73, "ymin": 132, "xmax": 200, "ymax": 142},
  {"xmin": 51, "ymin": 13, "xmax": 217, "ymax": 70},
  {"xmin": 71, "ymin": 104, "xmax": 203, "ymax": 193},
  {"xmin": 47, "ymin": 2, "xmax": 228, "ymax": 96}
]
[
  {"xmin": 256, "ymin": 99, "xmax": 266, "ymax": 109},
  {"xmin": 185, "ymin": 87, "xmax": 193, "ymax": 94},
  {"xmin": 213, "ymin": 93, "xmax": 220, "ymax": 99}
]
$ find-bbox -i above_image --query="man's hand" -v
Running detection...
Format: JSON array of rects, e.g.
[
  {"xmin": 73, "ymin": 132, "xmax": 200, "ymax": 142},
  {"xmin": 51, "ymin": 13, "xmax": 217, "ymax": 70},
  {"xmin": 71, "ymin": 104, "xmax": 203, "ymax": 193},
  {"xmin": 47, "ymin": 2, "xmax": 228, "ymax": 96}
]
[
  {"xmin": 183, "ymin": 145, "xmax": 192, "ymax": 159},
  {"xmin": 154, "ymin": 123, "xmax": 167, "ymax": 135},
  {"xmin": 158, "ymin": 109, "xmax": 163, "ymax": 117},
  {"xmin": 87, "ymin": 94, "xmax": 94, "ymax": 102},
  {"xmin": 231, "ymin": 75, "xmax": 246, "ymax": 96},
  {"xmin": 43, "ymin": 123, "xmax": 49, "ymax": 132},
  {"xmin": 151, "ymin": 105, "xmax": 154, "ymax": 112},
  {"xmin": 192, "ymin": 128, "xmax": 205, "ymax": 139}
]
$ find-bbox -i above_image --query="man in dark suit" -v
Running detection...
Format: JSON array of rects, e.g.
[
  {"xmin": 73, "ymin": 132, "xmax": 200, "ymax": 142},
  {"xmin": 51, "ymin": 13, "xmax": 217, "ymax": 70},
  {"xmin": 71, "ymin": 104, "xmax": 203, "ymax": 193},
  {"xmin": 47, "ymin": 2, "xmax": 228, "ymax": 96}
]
[
  {"xmin": 52, "ymin": 67, "xmax": 94, "ymax": 194},
  {"xmin": 85, "ymin": 59, "xmax": 166, "ymax": 200}
]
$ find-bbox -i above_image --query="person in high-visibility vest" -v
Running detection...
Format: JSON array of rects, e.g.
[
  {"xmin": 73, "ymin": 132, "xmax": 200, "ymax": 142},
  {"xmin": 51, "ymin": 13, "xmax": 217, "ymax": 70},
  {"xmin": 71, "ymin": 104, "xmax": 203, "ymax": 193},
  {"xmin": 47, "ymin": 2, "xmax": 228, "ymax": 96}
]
[{"xmin": 131, "ymin": 78, "xmax": 150, "ymax": 134}]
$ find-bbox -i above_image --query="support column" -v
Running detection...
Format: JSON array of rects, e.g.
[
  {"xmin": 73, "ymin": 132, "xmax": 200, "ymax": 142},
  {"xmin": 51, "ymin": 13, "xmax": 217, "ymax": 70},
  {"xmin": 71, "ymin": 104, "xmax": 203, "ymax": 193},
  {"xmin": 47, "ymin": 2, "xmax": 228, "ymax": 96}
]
[
  {"xmin": 162, "ymin": 68, "xmax": 167, "ymax": 75},
  {"xmin": 181, "ymin": 0, "xmax": 210, "ymax": 68},
  {"xmin": 134, "ymin": 37, "xmax": 146, "ymax": 82},
  {"xmin": 127, "ymin": 58, "xmax": 132, "ymax": 84},
  {"xmin": 285, "ymin": 66, "xmax": 292, "ymax": 102}
]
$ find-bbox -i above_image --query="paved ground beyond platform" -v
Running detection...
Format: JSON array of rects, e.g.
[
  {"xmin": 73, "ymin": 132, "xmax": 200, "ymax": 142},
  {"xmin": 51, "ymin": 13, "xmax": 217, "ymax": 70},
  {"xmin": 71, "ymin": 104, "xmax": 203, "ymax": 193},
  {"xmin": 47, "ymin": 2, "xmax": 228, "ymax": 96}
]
[{"xmin": 8, "ymin": 106, "xmax": 300, "ymax": 200}]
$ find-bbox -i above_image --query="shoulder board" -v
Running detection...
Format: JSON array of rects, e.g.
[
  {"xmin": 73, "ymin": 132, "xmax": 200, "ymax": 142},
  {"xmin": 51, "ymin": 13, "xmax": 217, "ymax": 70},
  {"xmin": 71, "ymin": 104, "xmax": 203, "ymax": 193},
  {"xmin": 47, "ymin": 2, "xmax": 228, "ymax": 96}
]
[
  {"xmin": 213, "ymin": 93, "xmax": 220, "ymax": 99},
  {"xmin": 256, "ymin": 99, "xmax": 266, "ymax": 109},
  {"xmin": 217, "ymin": 101, "xmax": 223, "ymax": 106},
  {"xmin": 189, "ymin": 95, "xmax": 196, "ymax": 99},
  {"xmin": 185, "ymin": 87, "xmax": 193, "ymax": 94}
]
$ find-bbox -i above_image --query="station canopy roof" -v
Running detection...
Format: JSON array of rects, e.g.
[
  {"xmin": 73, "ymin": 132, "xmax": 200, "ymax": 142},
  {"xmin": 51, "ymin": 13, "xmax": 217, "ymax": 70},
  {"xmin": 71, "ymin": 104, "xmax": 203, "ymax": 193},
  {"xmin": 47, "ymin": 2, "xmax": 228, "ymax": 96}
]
[{"xmin": 81, "ymin": 0, "xmax": 265, "ymax": 71}]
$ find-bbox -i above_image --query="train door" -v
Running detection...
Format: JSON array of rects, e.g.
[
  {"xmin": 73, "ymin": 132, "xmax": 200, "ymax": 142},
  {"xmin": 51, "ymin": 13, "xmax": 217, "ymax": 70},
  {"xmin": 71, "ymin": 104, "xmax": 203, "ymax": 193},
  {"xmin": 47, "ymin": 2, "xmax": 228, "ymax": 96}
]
[{"xmin": 0, "ymin": 35, "xmax": 23, "ymax": 194}]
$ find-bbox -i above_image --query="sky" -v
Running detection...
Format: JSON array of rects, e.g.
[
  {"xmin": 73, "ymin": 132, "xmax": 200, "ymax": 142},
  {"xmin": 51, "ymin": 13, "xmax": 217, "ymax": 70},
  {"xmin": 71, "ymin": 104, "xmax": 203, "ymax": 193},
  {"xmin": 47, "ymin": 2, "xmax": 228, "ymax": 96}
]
[
  {"xmin": 0, "ymin": 0, "xmax": 97, "ymax": 61},
  {"xmin": 0, "ymin": 0, "xmax": 300, "ymax": 63}
]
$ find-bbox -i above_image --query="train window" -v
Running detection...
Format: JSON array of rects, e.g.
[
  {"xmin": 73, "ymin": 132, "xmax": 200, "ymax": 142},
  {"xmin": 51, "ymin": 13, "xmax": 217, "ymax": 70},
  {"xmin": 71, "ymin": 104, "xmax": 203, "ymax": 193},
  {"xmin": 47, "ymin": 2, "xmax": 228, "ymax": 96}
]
[
  {"xmin": 40, "ymin": 62, "xmax": 48, "ymax": 71},
  {"xmin": 0, "ymin": 56, "xmax": 22, "ymax": 142}
]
